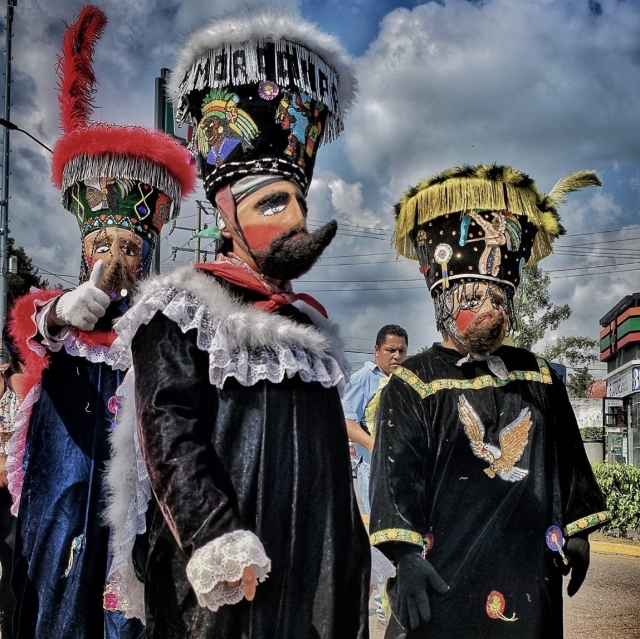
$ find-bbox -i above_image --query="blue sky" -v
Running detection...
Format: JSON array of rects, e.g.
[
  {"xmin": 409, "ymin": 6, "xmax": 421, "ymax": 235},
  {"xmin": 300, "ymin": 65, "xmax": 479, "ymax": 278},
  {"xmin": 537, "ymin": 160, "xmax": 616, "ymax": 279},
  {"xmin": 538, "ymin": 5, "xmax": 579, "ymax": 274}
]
[{"xmin": 3, "ymin": 0, "xmax": 640, "ymax": 376}]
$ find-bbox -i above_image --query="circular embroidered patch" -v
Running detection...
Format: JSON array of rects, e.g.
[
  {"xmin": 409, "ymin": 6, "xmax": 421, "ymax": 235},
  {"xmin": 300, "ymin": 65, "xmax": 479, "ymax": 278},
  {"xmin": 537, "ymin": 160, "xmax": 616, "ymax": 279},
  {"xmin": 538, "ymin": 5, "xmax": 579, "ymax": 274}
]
[
  {"xmin": 486, "ymin": 590, "xmax": 518, "ymax": 622},
  {"xmin": 258, "ymin": 80, "xmax": 279, "ymax": 100},
  {"xmin": 108, "ymin": 395, "xmax": 119, "ymax": 416},
  {"xmin": 545, "ymin": 525, "xmax": 564, "ymax": 552},
  {"xmin": 486, "ymin": 590, "xmax": 506, "ymax": 619},
  {"xmin": 422, "ymin": 533, "xmax": 435, "ymax": 556},
  {"xmin": 434, "ymin": 243, "xmax": 453, "ymax": 265}
]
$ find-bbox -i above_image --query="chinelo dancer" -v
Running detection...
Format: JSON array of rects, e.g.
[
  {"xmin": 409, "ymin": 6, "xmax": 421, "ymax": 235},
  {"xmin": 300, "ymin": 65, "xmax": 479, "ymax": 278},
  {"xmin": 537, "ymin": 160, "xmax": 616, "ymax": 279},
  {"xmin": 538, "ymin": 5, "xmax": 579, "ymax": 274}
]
[
  {"xmin": 7, "ymin": 7, "xmax": 195, "ymax": 638},
  {"xmin": 369, "ymin": 164, "xmax": 610, "ymax": 639},
  {"xmin": 104, "ymin": 7, "xmax": 370, "ymax": 639}
]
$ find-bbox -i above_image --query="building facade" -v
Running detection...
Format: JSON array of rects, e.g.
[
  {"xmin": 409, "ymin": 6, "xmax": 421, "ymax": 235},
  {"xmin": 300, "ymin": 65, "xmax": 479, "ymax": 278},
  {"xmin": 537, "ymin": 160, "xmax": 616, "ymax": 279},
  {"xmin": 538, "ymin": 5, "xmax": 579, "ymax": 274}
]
[{"xmin": 599, "ymin": 292, "xmax": 640, "ymax": 467}]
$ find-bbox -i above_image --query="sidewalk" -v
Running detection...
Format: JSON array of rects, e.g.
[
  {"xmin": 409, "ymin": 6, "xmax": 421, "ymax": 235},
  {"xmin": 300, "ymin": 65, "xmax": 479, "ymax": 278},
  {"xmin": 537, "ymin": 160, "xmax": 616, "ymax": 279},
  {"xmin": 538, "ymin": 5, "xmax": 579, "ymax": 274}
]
[{"xmin": 590, "ymin": 531, "xmax": 640, "ymax": 557}]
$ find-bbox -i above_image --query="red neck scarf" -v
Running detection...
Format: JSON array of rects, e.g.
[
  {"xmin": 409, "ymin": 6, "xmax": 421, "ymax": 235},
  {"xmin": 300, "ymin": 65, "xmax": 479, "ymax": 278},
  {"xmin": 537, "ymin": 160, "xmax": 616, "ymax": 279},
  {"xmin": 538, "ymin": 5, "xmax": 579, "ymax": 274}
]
[{"xmin": 195, "ymin": 260, "xmax": 328, "ymax": 318}]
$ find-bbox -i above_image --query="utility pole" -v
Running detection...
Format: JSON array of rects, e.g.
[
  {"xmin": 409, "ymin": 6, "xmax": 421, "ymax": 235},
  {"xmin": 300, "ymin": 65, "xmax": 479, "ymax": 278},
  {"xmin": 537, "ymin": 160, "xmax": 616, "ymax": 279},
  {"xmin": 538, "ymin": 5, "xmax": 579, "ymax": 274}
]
[
  {"xmin": 0, "ymin": 0, "xmax": 16, "ymax": 346},
  {"xmin": 171, "ymin": 200, "xmax": 220, "ymax": 264},
  {"xmin": 194, "ymin": 201, "xmax": 202, "ymax": 263}
]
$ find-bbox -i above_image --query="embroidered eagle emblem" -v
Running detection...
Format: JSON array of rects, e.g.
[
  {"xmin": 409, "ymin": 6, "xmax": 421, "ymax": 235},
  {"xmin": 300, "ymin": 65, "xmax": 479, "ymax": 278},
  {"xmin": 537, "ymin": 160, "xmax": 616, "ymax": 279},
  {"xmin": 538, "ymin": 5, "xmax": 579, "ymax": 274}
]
[{"xmin": 458, "ymin": 395, "xmax": 532, "ymax": 482}]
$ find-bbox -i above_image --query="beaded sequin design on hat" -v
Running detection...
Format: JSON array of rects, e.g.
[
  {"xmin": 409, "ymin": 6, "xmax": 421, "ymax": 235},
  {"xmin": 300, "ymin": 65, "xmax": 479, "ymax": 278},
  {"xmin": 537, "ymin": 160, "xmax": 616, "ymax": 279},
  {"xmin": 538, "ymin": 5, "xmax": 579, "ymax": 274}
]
[
  {"xmin": 393, "ymin": 164, "xmax": 601, "ymax": 293},
  {"xmin": 52, "ymin": 6, "xmax": 196, "ymax": 232},
  {"xmin": 169, "ymin": 7, "xmax": 356, "ymax": 199}
]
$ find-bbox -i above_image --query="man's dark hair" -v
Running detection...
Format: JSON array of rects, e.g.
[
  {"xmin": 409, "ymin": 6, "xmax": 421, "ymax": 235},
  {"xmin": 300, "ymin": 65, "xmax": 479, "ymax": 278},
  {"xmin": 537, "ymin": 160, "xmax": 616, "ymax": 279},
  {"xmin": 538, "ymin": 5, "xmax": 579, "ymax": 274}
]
[{"xmin": 376, "ymin": 324, "xmax": 408, "ymax": 347}]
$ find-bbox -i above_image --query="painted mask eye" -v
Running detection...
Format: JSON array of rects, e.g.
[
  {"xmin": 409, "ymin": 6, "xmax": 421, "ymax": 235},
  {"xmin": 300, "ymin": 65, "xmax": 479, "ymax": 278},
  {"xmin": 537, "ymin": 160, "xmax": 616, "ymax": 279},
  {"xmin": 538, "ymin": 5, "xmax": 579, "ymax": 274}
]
[
  {"xmin": 257, "ymin": 192, "xmax": 289, "ymax": 217},
  {"xmin": 121, "ymin": 243, "xmax": 140, "ymax": 257},
  {"xmin": 94, "ymin": 243, "xmax": 111, "ymax": 254},
  {"xmin": 260, "ymin": 203, "xmax": 287, "ymax": 217}
]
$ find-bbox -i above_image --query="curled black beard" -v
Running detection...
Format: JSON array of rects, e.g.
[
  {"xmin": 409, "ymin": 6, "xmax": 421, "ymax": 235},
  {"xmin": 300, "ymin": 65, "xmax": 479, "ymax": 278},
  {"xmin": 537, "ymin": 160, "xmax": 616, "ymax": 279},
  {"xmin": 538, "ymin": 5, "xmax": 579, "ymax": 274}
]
[
  {"xmin": 101, "ymin": 257, "xmax": 137, "ymax": 297},
  {"xmin": 250, "ymin": 220, "xmax": 338, "ymax": 281}
]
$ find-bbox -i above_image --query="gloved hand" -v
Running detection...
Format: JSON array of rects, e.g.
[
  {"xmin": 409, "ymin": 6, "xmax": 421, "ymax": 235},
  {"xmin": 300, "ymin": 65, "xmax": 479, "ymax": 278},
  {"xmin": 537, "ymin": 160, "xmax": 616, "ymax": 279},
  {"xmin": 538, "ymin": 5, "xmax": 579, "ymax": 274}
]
[
  {"xmin": 563, "ymin": 534, "xmax": 590, "ymax": 597},
  {"xmin": 393, "ymin": 544, "xmax": 449, "ymax": 630},
  {"xmin": 52, "ymin": 261, "xmax": 110, "ymax": 331}
]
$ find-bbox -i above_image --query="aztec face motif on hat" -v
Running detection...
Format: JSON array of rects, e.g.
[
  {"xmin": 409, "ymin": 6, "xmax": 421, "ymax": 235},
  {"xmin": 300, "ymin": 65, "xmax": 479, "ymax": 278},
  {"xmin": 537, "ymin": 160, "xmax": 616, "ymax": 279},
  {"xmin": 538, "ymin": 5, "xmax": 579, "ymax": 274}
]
[
  {"xmin": 51, "ymin": 7, "xmax": 197, "ymax": 248},
  {"xmin": 393, "ymin": 164, "xmax": 601, "ymax": 294},
  {"xmin": 168, "ymin": 8, "xmax": 356, "ymax": 200}
]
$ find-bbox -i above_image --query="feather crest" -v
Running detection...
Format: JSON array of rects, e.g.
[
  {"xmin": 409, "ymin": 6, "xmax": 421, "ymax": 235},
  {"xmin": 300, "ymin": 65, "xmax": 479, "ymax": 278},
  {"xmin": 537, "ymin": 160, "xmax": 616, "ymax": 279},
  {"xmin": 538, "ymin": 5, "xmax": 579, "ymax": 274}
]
[
  {"xmin": 547, "ymin": 170, "xmax": 602, "ymax": 206},
  {"xmin": 57, "ymin": 5, "xmax": 108, "ymax": 134}
]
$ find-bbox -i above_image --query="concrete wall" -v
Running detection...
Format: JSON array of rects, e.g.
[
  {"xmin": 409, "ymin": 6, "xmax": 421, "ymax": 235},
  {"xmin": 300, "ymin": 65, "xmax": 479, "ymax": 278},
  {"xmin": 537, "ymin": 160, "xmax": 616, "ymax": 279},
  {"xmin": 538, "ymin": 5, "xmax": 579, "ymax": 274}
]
[{"xmin": 570, "ymin": 398, "xmax": 603, "ymax": 430}]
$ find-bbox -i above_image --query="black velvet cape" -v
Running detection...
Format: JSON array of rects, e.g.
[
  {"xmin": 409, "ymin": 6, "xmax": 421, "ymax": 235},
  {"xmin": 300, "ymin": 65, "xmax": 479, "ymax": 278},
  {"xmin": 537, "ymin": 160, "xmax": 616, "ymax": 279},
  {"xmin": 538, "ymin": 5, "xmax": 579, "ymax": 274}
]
[
  {"xmin": 130, "ymin": 286, "xmax": 370, "ymax": 638},
  {"xmin": 370, "ymin": 344, "xmax": 609, "ymax": 639}
]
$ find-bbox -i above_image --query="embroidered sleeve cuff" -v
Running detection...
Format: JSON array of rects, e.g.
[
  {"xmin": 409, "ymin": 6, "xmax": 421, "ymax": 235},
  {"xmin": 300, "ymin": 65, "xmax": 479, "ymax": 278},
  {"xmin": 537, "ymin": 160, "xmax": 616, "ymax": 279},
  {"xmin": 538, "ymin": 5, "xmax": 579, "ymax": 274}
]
[
  {"xmin": 370, "ymin": 528, "xmax": 424, "ymax": 548},
  {"xmin": 564, "ymin": 510, "xmax": 612, "ymax": 537},
  {"xmin": 186, "ymin": 530, "xmax": 271, "ymax": 612}
]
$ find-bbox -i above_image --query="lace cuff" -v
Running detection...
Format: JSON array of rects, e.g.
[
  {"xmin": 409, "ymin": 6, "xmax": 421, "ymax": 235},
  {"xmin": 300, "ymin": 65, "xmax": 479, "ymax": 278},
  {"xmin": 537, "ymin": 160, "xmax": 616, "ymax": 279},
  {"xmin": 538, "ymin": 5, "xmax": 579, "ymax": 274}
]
[{"xmin": 186, "ymin": 530, "xmax": 271, "ymax": 612}]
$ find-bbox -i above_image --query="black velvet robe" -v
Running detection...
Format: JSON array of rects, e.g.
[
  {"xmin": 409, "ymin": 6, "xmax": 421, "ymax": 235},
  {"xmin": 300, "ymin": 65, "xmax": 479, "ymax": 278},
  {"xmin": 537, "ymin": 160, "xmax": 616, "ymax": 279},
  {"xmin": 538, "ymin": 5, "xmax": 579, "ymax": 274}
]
[
  {"xmin": 370, "ymin": 343, "xmax": 609, "ymax": 639},
  {"xmin": 131, "ymin": 291, "xmax": 370, "ymax": 638}
]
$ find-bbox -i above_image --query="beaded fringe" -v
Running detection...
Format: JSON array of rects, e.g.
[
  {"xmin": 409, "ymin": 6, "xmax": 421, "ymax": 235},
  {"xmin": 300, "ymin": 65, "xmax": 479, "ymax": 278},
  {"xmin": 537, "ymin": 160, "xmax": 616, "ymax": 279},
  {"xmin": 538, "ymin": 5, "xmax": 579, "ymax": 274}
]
[
  {"xmin": 175, "ymin": 40, "xmax": 344, "ymax": 144},
  {"xmin": 61, "ymin": 154, "xmax": 182, "ymax": 217}
]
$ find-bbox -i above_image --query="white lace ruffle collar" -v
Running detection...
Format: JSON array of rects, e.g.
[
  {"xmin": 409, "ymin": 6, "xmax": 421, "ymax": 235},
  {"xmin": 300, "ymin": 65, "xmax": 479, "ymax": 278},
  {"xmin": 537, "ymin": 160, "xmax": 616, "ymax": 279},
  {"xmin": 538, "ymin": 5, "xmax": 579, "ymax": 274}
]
[{"xmin": 110, "ymin": 264, "xmax": 350, "ymax": 392}]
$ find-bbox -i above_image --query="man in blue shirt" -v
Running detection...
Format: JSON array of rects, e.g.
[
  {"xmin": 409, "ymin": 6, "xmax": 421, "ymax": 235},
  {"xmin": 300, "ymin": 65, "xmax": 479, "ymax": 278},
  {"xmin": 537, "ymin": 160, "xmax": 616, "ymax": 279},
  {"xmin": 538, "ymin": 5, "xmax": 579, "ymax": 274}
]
[{"xmin": 343, "ymin": 324, "xmax": 409, "ymax": 515}]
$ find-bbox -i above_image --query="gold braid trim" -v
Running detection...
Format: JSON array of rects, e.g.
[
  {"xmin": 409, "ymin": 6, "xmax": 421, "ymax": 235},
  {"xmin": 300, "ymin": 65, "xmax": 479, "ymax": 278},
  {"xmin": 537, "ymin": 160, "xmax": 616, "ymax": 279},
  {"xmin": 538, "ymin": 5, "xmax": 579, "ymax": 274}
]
[
  {"xmin": 393, "ymin": 357, "xmax": 552, "ymax": 400},
  {"xmin": 370, "ymin": 528, "xmax": 424, "ymax": 547},
  {"xmin": 564, "ymin": 511, "xmax": 612, "ymax": 537}
]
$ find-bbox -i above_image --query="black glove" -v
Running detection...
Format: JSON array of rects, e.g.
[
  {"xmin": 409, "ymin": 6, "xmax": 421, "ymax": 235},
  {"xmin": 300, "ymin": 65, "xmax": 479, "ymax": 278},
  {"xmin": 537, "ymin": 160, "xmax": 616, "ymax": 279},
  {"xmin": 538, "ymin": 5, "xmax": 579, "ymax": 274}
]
[
  {"xmin": 393, "ymin": 545, "xmax": 449, "ymax": 630},
  {"xmin": 564, "ymin": 535, "xmax": 590, "ymax": 597}
]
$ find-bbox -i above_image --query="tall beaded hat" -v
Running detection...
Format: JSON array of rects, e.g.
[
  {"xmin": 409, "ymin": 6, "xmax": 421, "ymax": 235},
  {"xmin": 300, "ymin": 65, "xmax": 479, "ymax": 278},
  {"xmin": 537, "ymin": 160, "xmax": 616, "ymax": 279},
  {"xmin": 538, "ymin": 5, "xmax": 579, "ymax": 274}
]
[
  {"xmin": 168, "ymin": 7, "xmax": 356, "ymax": 201},
  {"xmin": 393, "ymin": 164, "xmax": 601, "ymax": 295},
  {"xmin": 51, "ymin": 6, "xmax": 197, "ymax": 277}
]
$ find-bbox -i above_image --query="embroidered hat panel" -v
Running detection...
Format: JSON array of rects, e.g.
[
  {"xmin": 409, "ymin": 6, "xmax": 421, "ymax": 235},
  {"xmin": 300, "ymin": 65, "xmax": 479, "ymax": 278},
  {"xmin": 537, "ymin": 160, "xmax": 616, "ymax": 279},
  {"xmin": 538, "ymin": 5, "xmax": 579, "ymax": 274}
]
[
  {"xmin": 393, "ymin": 164, "xmax": 601, "ymax": 294},
  {"xmin": 52, "ymin": 6, "xmax": 196, "ymax": 225},
  {"xmin": 70, "ymin": 178, "xmax": 172, "ymax": 242},
  {"xmin": 169, "ymin": 8, "xmax": 356, "ymax": 200}
]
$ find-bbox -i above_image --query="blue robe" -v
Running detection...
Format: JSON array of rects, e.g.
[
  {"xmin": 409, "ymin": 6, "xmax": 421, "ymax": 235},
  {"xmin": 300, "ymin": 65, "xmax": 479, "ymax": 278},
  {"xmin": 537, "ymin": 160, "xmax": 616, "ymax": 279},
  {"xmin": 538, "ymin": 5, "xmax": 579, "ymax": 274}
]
[{"xmin": 11, "ymin": 317, "xmax": 145, "ymax": 639}]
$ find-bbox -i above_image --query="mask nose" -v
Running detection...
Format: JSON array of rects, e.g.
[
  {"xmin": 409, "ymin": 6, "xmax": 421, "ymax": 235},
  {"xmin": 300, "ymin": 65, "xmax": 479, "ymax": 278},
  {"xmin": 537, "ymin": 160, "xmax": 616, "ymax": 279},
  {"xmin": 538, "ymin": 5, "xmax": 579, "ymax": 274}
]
[{"xmin": 287, "ymin": 199, "xmax": 307, "ymax": 230}]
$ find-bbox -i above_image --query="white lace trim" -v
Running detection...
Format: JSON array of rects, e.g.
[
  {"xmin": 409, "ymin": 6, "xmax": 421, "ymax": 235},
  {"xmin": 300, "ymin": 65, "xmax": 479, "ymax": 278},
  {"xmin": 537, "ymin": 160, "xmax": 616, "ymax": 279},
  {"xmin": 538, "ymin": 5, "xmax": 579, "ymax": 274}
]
[
  {"xmin": 6, "ymin": 382, "xmax": 42, "ymax": 516},
  {"xmin": 186, "ymin": 530, "xmax": 271, "ymax": 612},
  {"xmin": 49, "ymin": 331, "xmax": 119, "ymax": 366},
  {"xmin": 105, "ymin": 370, "xmax": 151, "ymax": 620},
  {"xmin": 110, "ymin": 275, "xmax": 349, "ymax": 392},
  {"xmin": 103, "ymin": 564, "xmax": 145, "ymax": 621}
]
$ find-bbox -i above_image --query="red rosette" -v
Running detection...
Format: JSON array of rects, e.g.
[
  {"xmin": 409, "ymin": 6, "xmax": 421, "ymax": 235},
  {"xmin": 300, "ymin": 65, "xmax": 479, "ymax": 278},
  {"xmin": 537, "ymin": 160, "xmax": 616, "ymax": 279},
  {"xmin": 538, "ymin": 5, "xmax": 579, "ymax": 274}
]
[{"xmin": 486, "ymin": 590, "xmax": 506, "ymax": 619}]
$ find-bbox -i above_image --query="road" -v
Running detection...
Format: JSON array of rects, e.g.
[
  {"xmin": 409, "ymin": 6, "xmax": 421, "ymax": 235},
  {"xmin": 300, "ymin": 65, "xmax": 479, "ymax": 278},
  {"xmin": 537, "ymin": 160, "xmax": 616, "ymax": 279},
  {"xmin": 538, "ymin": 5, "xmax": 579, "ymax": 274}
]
[
  {"xmin": 370, "ymin": 552, "xmax": 640, "ymax": 639},
  {"xmin": 564, "ymin": 552, "xmax": 640, "ymax": 639}
]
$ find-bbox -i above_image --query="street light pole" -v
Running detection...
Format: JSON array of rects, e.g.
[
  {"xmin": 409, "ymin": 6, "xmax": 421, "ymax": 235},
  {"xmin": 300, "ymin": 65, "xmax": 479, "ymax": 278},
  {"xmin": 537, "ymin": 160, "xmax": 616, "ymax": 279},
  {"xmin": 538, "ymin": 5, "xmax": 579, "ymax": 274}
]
[{"xmin": 0, "ymin": 0, "xmax": 16, "ymax": 345}]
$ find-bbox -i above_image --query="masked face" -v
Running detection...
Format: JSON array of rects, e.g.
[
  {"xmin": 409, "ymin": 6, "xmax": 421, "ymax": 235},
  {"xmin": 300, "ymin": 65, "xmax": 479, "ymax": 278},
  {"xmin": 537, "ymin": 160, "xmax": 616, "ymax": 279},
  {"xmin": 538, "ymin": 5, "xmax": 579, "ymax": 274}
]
[
  {"xmin": 445, "ymin": 281, "xmax": 509, "ymax": 354},
  {"xmin": 83, "ymin": 227, "xmax": 143, "ymax": 297},
  {"xmin": 223, "ymin": 179, "xmax": 337, "ymax": 282}
]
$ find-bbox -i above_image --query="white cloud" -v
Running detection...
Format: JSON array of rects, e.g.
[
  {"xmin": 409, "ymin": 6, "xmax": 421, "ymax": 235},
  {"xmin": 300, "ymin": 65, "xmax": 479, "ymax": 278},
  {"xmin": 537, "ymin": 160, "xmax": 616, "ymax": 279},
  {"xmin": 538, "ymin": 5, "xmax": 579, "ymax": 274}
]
[
  {"xmin": 347, "ymin": 0, "xmax": 640, "ymax": 190},
  {"xmin": 4, "ymin": 0, "xmax": 640, "ymax": 368}
]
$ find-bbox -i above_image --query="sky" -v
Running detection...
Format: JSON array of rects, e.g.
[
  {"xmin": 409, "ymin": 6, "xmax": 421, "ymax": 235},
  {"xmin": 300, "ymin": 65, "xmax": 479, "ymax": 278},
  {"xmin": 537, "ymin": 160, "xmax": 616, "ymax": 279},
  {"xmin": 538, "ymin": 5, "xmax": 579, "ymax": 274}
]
[{"xmin": 2, "ymin": 0, "xmax": 640, "ymax": 376}]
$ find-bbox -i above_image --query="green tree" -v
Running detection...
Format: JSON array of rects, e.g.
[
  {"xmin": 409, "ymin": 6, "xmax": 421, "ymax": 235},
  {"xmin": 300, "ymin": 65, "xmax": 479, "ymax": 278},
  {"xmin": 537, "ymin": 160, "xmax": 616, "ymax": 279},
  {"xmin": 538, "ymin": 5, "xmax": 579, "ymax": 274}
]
[
  {"xmin": 507, "ymin": 263, "xmax": 598, "ymax": 367},
  {"xmin": 508, "ymin": 264, "xmax": 571, "ymax": 351},
  {"xmin": 567, "ymin": 366, "xmax": 596, "ymax": 398},
  {"xmin": 7, "ymin": 236, "xmax": 49, "ymax": 309},
  {"xmin": 541, "ymin": 335, "xmax": 598, "ymax": 368}
]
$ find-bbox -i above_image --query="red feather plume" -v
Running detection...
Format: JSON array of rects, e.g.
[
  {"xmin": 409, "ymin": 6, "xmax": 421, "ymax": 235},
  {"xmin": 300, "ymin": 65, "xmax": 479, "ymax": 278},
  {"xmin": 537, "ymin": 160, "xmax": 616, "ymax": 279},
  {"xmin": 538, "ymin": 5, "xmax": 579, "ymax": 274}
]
[{"xmin": 57, "ymin": 5, "xmax": 108, "ymax": 134}]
